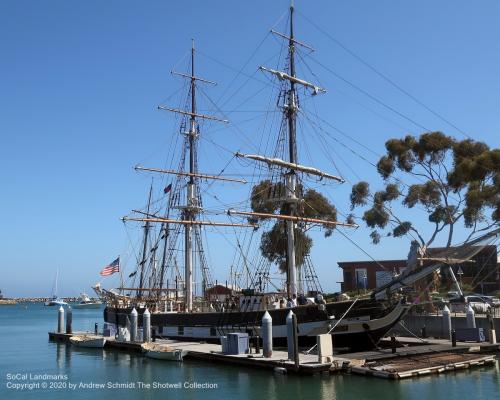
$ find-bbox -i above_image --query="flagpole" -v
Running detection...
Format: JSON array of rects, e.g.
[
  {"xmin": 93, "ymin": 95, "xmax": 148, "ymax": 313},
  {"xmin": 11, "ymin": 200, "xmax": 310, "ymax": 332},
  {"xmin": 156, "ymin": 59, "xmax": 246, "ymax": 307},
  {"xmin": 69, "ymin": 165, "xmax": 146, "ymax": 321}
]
[{"xmin": 119, "ymin": 256, "xmax": 124, "ymax": 295}]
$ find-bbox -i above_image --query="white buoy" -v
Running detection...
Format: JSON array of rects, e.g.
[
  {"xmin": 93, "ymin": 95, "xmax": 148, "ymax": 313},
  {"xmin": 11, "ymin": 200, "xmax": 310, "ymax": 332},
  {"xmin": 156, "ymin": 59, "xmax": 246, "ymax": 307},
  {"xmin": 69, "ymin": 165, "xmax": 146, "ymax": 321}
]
[
  {"xmin": 488, "ymin": 312, "xmax": 497, "ymax": 344},
  {"xmin": 143, "ymin": 308, "xmax": 151, "ymax": 343},
  {"xmin": 442, "ymin": 305, "xmax": 451, "ymax": 340},
  {"xmin": 286, "ymin": 310, "xmax": 294, "ymax": 360},
  {"xmin": 466, "ymin": 305, "xmax": 476, "ymax": 328},
  {"xmin": 57, "ymin": 306, "xmax": 65, "ymax": 334},
  {"xmin": 66, "ymin": 306, "xmax": 72, "ymax": 334},
  {"xmin": 130, "ymin": 308, "xmax": 138, "ymax": 342},
  {"xmin": 262, "ymin": 311, "xmax": 273, "ymax": 358}
]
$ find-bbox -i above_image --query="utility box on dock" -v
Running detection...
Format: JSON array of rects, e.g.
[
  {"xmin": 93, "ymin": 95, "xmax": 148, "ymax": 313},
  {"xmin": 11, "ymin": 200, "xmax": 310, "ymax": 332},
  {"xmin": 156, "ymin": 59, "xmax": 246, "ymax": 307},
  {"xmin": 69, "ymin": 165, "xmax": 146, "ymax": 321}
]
[
  {"xmin": 226, "ymin": 333, "xmax": 249, "ymax": 355},
  {"xmin": 220, "ymin": 336, "xmax": 228, "ymax": 354},
  {"xmin": 455, "ymin": 328, "xmax": 485, "ymax": 342},
  {"xmin": 317, "ymin": 334, "xmax": 333, "ymax": 363},
  {"xmin": 103, "ymin": 323, "xmax": 116, "ymax": 337}
]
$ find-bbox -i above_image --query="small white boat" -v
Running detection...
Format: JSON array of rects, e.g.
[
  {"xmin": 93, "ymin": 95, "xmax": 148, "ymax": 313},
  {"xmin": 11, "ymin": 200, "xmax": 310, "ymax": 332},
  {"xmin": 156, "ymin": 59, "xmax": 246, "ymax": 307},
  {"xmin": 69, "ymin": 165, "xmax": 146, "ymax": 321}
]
[
  {"xmin": 69, "ymin": 334, "xmax": 106, "ymax": 348},
  {"xmin": 45, "ymin": 296, "xmax": 68, "ymax": 306},
  {"xmin": 141, "ymin": 343, "xmax": 187, "ymax": 361},
  {"xmin": 73, "ymin": 293, "xmax": 102, "ymax": 309}
]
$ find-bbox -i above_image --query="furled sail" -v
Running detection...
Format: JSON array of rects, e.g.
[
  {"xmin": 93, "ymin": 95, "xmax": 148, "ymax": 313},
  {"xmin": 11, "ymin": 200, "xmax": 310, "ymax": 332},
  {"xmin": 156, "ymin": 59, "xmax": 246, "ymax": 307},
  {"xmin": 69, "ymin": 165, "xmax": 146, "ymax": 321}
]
[{"xmin": 235, "ymin": 152, "xmax": 344, "ymax": 182}]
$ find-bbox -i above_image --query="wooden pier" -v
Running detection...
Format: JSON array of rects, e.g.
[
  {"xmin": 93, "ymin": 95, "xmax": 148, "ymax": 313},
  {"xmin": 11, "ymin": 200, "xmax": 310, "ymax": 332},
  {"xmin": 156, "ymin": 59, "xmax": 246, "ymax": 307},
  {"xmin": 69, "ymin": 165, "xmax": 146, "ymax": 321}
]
[
  {"xmin": 343, "ymin": 337, "xmax": 498, "ymax": 379},
  {"xmin": 48, "ymin": 332, "xmax": 498, "ymax": 378}
]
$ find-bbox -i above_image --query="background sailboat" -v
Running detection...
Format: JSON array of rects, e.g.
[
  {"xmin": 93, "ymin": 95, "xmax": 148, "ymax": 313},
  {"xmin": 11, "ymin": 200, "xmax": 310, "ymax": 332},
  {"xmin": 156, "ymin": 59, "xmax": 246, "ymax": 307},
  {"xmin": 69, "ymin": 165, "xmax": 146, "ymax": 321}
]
[{"xmin": 45, "ymin": 269, "xmax": 67, "ymax": 306}]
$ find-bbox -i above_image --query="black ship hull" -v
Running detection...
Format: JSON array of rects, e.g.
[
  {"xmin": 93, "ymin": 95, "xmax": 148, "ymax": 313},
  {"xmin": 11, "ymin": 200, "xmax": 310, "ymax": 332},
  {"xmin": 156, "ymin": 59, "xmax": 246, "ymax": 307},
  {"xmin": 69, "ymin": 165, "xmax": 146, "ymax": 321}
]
[{"xmin": 104, "ymin": 298, "xmax": 408, "ymax": 351}]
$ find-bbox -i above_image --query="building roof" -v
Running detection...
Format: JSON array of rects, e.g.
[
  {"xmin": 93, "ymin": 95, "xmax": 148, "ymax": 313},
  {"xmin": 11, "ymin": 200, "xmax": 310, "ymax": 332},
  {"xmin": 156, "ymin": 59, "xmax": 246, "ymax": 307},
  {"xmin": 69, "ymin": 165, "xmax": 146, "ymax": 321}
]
[
  {"xmin": 205, "ymin": 284, "xmax": 234, "ymax": 295},
  {"xmin": 337, "ymin": 259, "xmax": 406, "ymax": 269},
  {"xmin": 338, "ymin": 245, "xmax": 497, "ymax": 269}
]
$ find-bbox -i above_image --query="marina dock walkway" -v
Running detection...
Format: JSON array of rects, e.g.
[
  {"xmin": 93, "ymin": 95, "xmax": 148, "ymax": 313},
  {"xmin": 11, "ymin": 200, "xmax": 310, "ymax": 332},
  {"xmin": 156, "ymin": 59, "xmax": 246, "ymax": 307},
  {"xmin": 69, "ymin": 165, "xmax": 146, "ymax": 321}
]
[{"xmin": 49, "ymin": 332, "xmax": 498, "ymax": 379}]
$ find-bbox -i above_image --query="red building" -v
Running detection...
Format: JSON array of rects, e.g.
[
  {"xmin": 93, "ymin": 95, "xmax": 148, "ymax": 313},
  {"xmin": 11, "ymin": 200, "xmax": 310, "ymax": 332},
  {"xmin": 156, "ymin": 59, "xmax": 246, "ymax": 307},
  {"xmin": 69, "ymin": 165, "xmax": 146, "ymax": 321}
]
[
  {"xmin": 338, "ymin": 245, "xmax": 499, "ymax": 294},
  {"xmin": 338, "ymin": 260, "xmax": 406, "ymax": 292}
]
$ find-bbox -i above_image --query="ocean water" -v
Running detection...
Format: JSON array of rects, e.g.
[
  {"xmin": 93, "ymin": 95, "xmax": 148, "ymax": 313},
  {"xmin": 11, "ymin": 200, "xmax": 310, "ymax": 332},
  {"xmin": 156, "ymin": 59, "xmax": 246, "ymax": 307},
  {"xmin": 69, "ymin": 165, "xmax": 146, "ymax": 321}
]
[{"xmin": 0, "ymin": 303, "xmax": 499, "ymax": 400}]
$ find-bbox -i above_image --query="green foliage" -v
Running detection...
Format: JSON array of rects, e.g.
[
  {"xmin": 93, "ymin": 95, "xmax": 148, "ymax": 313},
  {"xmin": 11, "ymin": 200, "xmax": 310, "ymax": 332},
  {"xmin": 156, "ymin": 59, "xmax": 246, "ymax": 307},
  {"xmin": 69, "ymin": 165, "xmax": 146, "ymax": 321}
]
[
  {"xmin": 392, "ymin": 222, "xmax": 412, "ymax": 237},
  {"xmin": 383, "ymin": 183, "xmax": 400, "ymax": 201},
  {"xmin": 299, "ymin": 189, "xmax": 337, "ymax": 237},
  {"xmin": 251, "ymin": 180, "xmax": 337, "ymax": 271},
  {"xmin": 363, "ymin": 206, "xmax": 389, "ymax": 229},
  {"xmin": 350, "ymin": 181, "xmax": 370, "ymax": 209},
  {"xmin": 260, "ymin": 222, "xmax": 313, "ymax": 273},
  {"xmin": 376, "ymin": 156, "xmax": 394, "ymax": 179},
  {"xmin": 250, "ymin": 180, "xmax": 282, "ymax": 218},
  {"xmin": 350, "ymin": 131, "xmax": 499, "ymax": 246},
  {"xmin": 403, "ymin": 181, "xmax": 441, "ymax": 209},
  {"xmin": 346, "ymin": 214, "xmax": 356, "ymax": 225},
  {"xmin": 415, "ymin": 132, "xmax": 453, "ymax": 163},
  {"xmin": 370, "ymin": 230, "xmax": 381, "ymax": 244},
  {"xmin": 428, "ymin": 205, "xmax": 455, "ymax": 224}
]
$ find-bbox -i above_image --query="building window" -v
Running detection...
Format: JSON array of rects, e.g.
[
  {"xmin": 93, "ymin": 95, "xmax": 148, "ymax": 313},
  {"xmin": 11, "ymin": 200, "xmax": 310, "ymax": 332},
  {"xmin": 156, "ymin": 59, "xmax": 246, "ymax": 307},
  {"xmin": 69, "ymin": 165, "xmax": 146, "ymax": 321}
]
[
  {"xmin": 355, "ymin": 269, "xmax": 368, "ymax": 289},
  {"xmin": 178, "ymin": 326, "xmax": 184, "ymax": 336}
]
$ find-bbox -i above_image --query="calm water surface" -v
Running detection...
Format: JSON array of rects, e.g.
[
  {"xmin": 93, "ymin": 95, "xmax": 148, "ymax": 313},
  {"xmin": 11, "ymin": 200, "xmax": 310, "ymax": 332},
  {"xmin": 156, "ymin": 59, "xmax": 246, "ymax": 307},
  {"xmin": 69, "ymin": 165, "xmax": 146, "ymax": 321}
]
[{"xmin": 0, "ymin": 303, "xmax": 499, "ymax": 400}]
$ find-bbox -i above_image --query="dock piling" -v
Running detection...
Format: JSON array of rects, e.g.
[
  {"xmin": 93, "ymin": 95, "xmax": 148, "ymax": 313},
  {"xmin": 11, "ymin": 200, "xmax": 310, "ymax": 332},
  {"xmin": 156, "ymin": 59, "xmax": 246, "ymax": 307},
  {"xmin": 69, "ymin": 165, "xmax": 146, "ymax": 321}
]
[
  {"xmin": 57, "ymin": 306, "xmax": 64, "ymax": 334},
  {"xmin": 466, "ymin": 305, "xmax": 476, "ymax": 328},
  {"xmin": 451, "ymin": 329, "xmax": 457, "ymax": 347},
  {"xmin": 66, "ymin": 306, "xmax": 72, "ymax": 334},
  {"xmin": 130, "ymin": 308, "xmax": 138, "ymax": 341},
  {"xmin": 286, "ymin": 310, "xmax": 294, "ymax": 360},
  {"xmin": 262, "ymin": 311, "xmax": 273, "ymax": 358},
  {"xmin": 254, "ymin": 335, "xmax": 260, "ymax": 354},
  {"xmin": 442, "ymin": 305, "xmax": 451, "ymax": 340},
  {"xmin": 143, "ymin": 308, "xmax": 151, "ymax": 343},
  {"xmin": 285, "ymin": 310, "xmax": 300, "ymax": 369},
  {"xmin": 292, "ymin": 313, "xmax": 299, "ymax": 371},
  {"xmin": 391, "ymin": 336, "xmax": 397, "ymax": 353},
  {"xmin": 487, "ymin": 312, "xmax": 497, "ymax": 344}
]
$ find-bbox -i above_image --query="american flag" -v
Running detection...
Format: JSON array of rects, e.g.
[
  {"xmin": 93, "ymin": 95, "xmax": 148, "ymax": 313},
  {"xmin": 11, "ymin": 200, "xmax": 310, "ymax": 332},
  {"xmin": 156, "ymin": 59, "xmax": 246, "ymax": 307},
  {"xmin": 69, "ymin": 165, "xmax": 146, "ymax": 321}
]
[{"xmin": 100, "ymin": 257, "xmax": 120, "ymax": 276}]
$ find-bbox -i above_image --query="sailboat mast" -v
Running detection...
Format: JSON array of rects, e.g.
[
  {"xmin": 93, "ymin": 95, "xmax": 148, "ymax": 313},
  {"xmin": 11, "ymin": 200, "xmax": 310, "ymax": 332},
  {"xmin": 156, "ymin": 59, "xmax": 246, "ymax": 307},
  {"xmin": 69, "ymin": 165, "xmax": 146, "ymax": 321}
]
[
  {"xmin": 54, "ymin": 268, "xmax": 59, "ymax": 297},
  {"xmin": 138, "ymin": 183, "xmax": 153, "ymax": 299},
  {"xmin": 184, "ymin": 39, "xmax": 197, "ymax": 312},
  {"xmin": 285, "ymin": 4, "xmax": 298, "ymax": 298}
]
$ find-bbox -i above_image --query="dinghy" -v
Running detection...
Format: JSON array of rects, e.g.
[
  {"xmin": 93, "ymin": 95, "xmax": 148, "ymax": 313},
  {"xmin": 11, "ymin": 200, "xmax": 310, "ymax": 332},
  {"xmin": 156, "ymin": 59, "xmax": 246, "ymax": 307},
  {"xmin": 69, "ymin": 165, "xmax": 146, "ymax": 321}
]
[
  {"xmin": 69, "ymin": 334, "xmax": 106, "ymax": 348},
  {"xmin": 141, "ymin": 343, "xmax": 187, "ymax": 361}
]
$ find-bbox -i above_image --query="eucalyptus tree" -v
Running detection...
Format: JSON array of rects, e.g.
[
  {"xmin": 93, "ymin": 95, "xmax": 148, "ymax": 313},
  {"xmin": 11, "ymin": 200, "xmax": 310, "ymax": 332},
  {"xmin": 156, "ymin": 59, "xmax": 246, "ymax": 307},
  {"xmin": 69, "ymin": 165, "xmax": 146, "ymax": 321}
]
[
  {"xmin": 350, "ymin": 132, "xmax": 499, "ymax": 250},
  {"xmin": 250, "ymin": 180, "xmax": 337, "ymax": 272}
]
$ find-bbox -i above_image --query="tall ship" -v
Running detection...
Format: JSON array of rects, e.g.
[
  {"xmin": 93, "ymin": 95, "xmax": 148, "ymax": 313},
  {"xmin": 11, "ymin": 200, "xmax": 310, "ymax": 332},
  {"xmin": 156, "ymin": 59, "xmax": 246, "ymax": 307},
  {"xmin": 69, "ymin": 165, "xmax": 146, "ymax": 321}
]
[{"xmin": 99, "ymin": 4, "xmax": 498, "ymax": 351}]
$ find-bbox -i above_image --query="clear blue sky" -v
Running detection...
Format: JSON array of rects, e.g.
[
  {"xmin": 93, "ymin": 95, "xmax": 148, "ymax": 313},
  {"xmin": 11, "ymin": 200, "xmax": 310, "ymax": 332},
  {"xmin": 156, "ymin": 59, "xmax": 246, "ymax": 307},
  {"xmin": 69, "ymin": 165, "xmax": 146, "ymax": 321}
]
[{"xmin": 1, "ymin": 0, "xmax": 499, "ymax": 297}]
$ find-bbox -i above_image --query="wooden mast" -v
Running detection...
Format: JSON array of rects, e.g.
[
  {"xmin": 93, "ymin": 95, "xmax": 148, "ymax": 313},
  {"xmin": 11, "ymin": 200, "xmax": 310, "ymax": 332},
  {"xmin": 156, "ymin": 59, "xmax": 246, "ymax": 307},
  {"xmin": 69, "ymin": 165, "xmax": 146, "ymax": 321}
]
[
  {"xmin": 127, "ymin": 42, "xmax": 231, "ymax": 306},
  {"xmin": 184, "ymin": 39, "xmax": 197, "ymax": 312},
  {"xmin": 138, "ymin": 183, "xmax": 153, "ymax": 299},
  {"xmin": 285, "ymin": 3, "xmax": 298, "ymax": 298}
]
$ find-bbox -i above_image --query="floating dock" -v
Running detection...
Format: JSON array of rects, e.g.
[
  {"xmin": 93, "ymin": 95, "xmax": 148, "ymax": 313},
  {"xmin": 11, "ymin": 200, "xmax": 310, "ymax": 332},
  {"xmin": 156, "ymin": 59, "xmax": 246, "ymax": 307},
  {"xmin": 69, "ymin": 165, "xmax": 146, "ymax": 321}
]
[
  {"xmin": 48, "ymin": 331, "xmax": 498, "ymax": 378},
  {"xmin": 351, "ymin": 352, "xmax": 496, "ymax": 379}
]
